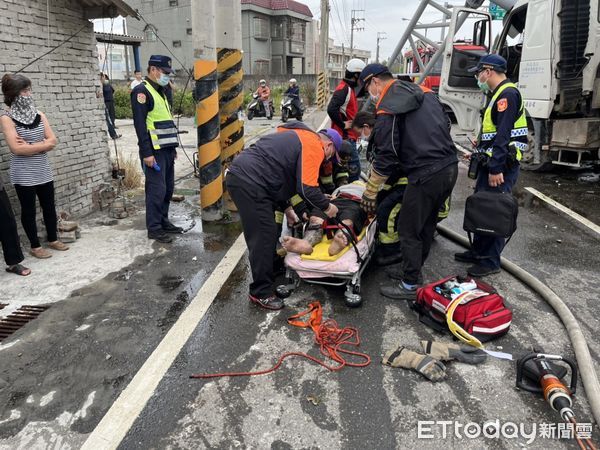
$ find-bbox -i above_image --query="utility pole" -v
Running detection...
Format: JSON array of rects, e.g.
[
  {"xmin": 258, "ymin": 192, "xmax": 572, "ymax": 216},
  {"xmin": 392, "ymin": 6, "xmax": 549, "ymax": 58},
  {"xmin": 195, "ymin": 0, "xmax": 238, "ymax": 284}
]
[
  {"xmin": 123, "ymin": 18, "xmax": 130, "ymax": 80},
  {"xmin": 376, "ymin": 32, "xmax": 387, "ymax": 63},
  {"xmin": 216, "ymin": 0, "xmax": 244, "ymax": 212},
  {"xmin": 192, "ymin": 0, "xmax": 223, "ymax": 221},
  {"xmin": 349, "ymin": 9, "xmax": 364, "ymax": 58},
  {"xmin": 319, "ymin": 0, "xmax": 329, "ymax": 73},
  {"xmin": 316, "ymin": 0, "xmax": 330, "ymax": 109}
]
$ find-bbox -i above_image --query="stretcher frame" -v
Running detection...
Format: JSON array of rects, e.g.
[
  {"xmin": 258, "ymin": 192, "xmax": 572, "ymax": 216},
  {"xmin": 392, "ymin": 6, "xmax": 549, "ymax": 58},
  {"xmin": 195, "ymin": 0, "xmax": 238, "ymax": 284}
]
[{"xmin": 278, "ymin": 219, "xmax": 377, "ymax": 307}]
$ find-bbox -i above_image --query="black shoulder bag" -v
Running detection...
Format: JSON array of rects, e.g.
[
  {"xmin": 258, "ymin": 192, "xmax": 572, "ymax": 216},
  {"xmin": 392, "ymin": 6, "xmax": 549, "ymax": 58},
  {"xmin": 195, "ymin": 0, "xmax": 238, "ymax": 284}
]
[{"xmin": 463, "ymin": 190, "xmax": 518, "ymax": 245}]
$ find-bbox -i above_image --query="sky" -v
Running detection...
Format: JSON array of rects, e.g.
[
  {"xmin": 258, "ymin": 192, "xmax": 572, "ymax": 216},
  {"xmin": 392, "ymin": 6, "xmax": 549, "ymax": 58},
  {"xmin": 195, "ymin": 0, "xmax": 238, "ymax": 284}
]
[
  {"xmin": 301, "ymin": 0, "xmax": 503, "ymax": 62},
  {"xmin": 94, "ymin": 0, "xmax": 504, "ymax": 63}
]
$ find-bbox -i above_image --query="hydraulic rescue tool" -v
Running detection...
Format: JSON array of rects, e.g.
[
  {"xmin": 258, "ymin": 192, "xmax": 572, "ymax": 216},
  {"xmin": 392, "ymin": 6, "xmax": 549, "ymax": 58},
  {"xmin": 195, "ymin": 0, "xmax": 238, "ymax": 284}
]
[{"xmin": 516, "ymin": 352, "xmax": 597, "ymax": 450}]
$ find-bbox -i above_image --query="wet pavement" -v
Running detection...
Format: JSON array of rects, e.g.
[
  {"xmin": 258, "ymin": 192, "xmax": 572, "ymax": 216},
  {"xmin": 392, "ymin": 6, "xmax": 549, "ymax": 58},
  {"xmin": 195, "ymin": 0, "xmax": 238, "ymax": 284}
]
[{"xmin": 0, "ymin": 116, "xmax": 599, "ymax": 449}]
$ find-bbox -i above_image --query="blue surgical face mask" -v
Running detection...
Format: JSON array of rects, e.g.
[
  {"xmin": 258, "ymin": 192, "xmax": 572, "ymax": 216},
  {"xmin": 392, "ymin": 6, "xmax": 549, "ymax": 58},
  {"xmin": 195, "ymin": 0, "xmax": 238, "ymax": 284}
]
[{"xmin": 157, "ymin": 73, "xmax": 170, "ymax": 87}]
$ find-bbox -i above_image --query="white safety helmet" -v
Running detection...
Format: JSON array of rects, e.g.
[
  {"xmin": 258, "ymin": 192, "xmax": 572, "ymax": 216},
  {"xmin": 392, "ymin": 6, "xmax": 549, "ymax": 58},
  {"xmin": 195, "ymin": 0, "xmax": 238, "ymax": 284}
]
[
  {"xmin": 289, "ymin": 78, "xmax": 297, "ymax": 84},
  {"xmin": 259, "ymin": 79, "xmax": 266, "ymax": 85},
  {"xmin": 346, "ymin": 58, "xmax": 366, "ymax": 73}
]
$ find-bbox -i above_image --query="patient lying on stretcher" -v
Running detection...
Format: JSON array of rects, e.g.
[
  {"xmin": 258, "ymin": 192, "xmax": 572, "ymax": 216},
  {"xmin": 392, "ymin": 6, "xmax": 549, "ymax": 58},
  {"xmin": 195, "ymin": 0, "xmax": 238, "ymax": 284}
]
[{"xmin": 282, "ymin": 182, "xmax": 367, "ymax": 257}]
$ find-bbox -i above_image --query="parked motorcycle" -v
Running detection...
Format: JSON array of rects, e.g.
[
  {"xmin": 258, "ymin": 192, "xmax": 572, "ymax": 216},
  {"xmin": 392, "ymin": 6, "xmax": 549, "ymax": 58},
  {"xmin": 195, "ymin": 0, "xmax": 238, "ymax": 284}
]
[
  {"xmin": 247, "ymin": 93, "xmax": 273, "ymax": 120},
  {"xmin": 280, "ymin": 95, "xmax": 304, "ymax": 122}
]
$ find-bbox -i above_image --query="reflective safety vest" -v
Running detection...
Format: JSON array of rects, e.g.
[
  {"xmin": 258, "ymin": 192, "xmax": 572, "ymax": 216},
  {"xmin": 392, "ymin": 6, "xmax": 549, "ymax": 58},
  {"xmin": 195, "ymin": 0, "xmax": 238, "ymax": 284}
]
[
  {"xmin": 480, "ymin": 82, "xmax": 528, "ymax": 161},
  {"xmin": 144, "ymin": 81, "xmax": 178, "ymax": 150}
]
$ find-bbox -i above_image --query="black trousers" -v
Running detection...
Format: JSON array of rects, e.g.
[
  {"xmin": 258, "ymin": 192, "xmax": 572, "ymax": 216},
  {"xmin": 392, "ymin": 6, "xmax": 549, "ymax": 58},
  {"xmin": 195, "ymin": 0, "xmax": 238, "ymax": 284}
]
[
  {"xmin": 226, "ymin": 172, "xmax": 278, "ymax": 298},
  {"xmin": 105, "ymin": 101, "xmax": 117, "ymax": 139},
  {"xmin": 0, "ymin": 189, "xmax": 24, "ymax": 266},
  {"xmin": 397, "ymin": 163, "xmax": 458, "ymax": 284},
  {"xmin": 14, "ymin": 181, "xmax": 58, "ymax": 248},
  {"xmin": 143, "ymin": 147, "xmax": 176, "ymax": 232}
]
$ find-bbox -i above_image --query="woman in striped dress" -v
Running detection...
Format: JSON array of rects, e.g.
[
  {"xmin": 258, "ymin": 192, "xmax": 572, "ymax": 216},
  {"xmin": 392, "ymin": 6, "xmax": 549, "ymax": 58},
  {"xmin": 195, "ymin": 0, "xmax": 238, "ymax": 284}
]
[{"xmin": 0, "ymin": 74, "xmax": 69, "ymax": 259}]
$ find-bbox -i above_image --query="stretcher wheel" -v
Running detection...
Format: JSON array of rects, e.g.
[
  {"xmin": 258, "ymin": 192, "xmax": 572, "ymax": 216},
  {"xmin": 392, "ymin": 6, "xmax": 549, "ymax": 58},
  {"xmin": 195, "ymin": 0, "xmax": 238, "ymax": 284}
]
[
  {"xmin": 344, "ymin": 284, "xmax": 362, "ymax": 307},
  {"xmin": 276, "ymin": 284, "xmax": 292, "ymax": 299}
]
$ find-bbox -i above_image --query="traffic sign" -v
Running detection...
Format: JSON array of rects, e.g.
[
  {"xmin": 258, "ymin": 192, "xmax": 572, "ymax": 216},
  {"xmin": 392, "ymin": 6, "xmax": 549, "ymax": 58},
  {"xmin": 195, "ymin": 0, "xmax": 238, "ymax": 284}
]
[{"xmin": 489, "ymin": 2, "xmax": 506, "ymax": 20}]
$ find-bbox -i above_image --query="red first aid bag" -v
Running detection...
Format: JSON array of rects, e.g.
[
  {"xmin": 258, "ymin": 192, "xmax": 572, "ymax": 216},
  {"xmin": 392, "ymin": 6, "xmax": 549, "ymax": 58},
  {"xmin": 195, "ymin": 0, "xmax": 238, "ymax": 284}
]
[{"xmin": 412, "ymin": 275, "xmax": 512, "ymax": 343}]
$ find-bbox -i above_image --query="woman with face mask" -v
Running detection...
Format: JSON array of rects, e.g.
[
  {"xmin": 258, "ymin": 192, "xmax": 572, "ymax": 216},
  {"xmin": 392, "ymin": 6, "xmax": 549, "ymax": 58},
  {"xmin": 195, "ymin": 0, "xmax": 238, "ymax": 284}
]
[{"xmin": 0, "ymin": 73, "xmax": 69, "ymax": 259}]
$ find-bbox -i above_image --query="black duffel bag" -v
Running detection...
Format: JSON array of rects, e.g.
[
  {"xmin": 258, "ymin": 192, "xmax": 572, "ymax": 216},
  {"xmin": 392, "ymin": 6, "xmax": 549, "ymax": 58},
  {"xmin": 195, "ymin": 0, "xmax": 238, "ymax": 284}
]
[{"xmin": 463, "ymin": 190, "xmax": 518, "ymax": 243}]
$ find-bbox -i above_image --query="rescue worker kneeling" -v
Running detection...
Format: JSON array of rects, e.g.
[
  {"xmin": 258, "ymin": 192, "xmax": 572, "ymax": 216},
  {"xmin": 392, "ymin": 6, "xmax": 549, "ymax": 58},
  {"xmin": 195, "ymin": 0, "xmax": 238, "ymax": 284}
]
[
  {"xmin": 226, "ymin": 124, "xmax": 342, "ymax": 311},
  {"xmin": 282, "ymin": 182, "xmax": 367, "ymax": 257}
]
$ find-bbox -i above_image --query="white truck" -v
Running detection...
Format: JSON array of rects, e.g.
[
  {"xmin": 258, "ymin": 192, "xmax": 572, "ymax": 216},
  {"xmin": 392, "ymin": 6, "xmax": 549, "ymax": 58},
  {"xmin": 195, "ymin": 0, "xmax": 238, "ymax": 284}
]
[{"xmin": 394, "ymin": 0, "xmax": 600, "ymax": 169}]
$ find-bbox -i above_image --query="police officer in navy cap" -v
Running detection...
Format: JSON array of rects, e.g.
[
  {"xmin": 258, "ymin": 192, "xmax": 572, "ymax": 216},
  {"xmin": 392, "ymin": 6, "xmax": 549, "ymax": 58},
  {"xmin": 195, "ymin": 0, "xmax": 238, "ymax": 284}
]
[
  {"xmin": 454, "ymin": 54, "xmax": 528, "ymax": 277},
  {"xmin": 131, "ymin": 55, "xmax": 182, "ymax": 243}
]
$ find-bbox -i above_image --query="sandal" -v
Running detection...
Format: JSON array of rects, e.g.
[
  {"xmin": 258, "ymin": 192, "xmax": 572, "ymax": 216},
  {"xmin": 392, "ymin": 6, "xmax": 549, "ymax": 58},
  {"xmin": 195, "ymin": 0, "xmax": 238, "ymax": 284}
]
[
  {"xmin": 30, "ymin": 247, "xmax": 52, "ymax": 259},
  {"xmin": 6, "ymin": 264, "xmax": 31, "ymax": 276},
  {"xmin": 48, "ymin": 241, "xmax": 69, "ymax": 251}
]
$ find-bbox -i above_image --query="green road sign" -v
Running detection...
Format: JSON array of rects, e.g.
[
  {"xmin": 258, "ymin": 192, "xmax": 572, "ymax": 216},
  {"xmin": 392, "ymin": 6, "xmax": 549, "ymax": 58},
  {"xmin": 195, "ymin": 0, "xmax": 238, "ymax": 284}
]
[{"xmin": 489, "ymin": 3, "xmax": 506, "ymax": 20}]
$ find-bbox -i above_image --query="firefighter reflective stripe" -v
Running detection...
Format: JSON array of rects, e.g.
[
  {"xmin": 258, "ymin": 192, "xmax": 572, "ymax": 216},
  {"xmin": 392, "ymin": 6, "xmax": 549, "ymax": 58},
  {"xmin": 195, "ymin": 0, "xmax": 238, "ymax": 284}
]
[
  {"xmin": 437, "ymin": 196, "xmax": 451, "ymax": 220},
  {"xmin": 379, "ymin": 203, "xmax": 401, "ymax": 244},
  {"xmin": 143, "ymin": 81, "xmax": 178, "ymax": 150},
  {"xmin": 382, "ymin": 176, "xmax": 408, "ymax": 191},
  {"xmin": 320, "ymin": 175, "xmax": 334, "ymax": 185},
  {"xmin": 481, "ymin": 82, "xmax": 528, "ymax": 161},
  {"xmin": 275, "ymin": 210, "xmax": 284, "ymax": 224},
  {"xmin": 290, "ymin": 194, "xmax": 303, "ymax": 206}
]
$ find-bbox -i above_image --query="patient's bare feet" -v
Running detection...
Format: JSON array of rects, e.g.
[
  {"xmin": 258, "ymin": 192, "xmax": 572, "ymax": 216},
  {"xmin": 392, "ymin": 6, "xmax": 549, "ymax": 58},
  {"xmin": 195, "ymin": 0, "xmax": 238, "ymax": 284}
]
[
  {"xmin": 328, "ymin": 230, "xmax": 349, "ymax": 256},
  {"xmin": 282, "ymin": 236, "xmax": 314, "ymax": 255}
]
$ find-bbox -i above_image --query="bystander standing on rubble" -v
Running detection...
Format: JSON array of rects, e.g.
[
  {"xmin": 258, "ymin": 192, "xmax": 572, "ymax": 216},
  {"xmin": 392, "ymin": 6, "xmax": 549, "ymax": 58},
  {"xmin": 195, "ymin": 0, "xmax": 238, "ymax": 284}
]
[{"xmin": 0, "ymin": 73, "xmax": 69, "ymax": 259}]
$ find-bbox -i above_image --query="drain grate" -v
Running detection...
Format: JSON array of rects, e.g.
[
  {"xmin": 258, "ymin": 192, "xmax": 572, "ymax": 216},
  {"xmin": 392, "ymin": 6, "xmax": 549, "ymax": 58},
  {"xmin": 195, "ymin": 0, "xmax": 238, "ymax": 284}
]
[{"xmin": 0, "ymin": 305, "xmax": 50, "ymax": 342}]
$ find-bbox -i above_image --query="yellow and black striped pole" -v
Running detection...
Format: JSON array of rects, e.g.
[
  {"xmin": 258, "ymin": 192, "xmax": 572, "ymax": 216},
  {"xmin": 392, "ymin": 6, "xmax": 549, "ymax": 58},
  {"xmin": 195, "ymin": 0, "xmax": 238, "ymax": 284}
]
[
  {"xmin": 193, "ymin": 0, "xmax": 222, "ymax": 221},
  {"xmin": 217, "ymin": 48, "xmax": 244, "ymax": 162},
  {"xmin": 216, "ymin": 0, "xmax": 244, "ymax": 212}
]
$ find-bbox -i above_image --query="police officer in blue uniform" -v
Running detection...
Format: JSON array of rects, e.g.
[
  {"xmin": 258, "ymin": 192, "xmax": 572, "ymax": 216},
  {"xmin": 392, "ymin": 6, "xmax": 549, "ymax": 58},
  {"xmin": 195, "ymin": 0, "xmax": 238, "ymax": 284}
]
[
  {"xmin": 131, "ymin": 55, "xmax": 183, "ymax": 243},
  {"xmin": 455, "ymin": 54, "xmax": 528, "ymax": 277}
]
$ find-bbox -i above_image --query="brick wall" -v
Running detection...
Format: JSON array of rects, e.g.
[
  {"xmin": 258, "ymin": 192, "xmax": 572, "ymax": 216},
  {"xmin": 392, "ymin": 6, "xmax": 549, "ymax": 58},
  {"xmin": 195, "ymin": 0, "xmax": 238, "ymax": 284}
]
[{"xmin": 0, "ymin": 0, "xmax": 111, "ymax": 217}]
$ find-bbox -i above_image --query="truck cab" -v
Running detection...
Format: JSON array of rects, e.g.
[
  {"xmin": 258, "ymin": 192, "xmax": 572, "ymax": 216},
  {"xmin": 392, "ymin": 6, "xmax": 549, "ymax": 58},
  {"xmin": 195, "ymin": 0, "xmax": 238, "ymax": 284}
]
[{"xmin": 439, "ymin": 0, "xmax": 600, "ymax": 168}]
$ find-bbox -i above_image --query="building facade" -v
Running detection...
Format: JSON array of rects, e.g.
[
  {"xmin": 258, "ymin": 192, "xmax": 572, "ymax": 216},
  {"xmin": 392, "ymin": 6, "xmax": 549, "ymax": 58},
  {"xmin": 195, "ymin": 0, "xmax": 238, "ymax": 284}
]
[
  {"xmin": 0, "ymin": 0, "xmax": 136, "ymax": 217},
  {"xmin": 328, "ymin": 38, "xmax": 371, "ymax": 80},
  {"xmin": 124, "ymin": 0, "xmax": 315, "ymax": 76}
]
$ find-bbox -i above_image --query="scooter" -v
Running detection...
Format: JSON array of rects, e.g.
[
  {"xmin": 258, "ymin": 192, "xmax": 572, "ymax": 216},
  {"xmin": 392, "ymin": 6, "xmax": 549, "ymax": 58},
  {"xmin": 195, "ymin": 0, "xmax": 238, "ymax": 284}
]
[
  {"xmin": 247, "ymin": 93, "xmax": 273, "ymax": 120},
  {"xmin": 280, "ymin": 95, "xmax": 304, "ymax": 122}
]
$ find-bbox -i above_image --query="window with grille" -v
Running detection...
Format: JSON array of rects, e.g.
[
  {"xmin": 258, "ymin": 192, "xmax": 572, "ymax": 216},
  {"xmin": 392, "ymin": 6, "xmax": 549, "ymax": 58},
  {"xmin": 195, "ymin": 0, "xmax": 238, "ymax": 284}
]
[
  {"xmin": 288, "ymin": 20, "xmax": 305, "ymax": 42},
  {"xmin": 253, "ymin": 17, "xmax": 269, "ymax": 40},
  {"xmin": 254, "ymin": 60, "xmax": 269, "ymax": 74},
  {"xmin": 186, "ymin": 28, "xmax": 192, "ymax": 35},
  {"xmin": 271, "ymin": 20, "xmax": 284, "ymax": 39},
  {"xmin": 173, "ymin": 40, "xmax": 181, "ymax": 48},
  {"xmin": 169, "ymin": 0, "xmax": 178, "ymax": 6}
]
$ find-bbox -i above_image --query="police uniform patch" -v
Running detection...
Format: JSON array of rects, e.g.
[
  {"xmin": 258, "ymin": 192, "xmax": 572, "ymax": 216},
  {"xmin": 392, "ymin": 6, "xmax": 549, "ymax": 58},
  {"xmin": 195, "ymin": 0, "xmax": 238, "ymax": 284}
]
[
  {"xmin": 137, "ymin": 93, "xmax": 147, "ymax": 104},
  {"xmin": 497, "ymin": 98, "xmax": 508, "ymax": 112}
]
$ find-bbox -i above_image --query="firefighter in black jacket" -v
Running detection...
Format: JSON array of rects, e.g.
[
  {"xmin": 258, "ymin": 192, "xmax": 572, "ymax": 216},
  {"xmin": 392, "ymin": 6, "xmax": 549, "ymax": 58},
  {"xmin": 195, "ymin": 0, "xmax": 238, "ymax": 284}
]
[{"xmin": 358, "ymin": 64, "xmax": 458, "ymax": 300}]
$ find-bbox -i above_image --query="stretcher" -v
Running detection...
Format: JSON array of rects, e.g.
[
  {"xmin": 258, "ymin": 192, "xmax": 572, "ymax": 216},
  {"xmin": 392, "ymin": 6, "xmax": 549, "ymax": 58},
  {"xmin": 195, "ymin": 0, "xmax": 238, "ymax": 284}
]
[{"xmin": 276, "ymin": 218, "xmax": 377, "ymax": 307}]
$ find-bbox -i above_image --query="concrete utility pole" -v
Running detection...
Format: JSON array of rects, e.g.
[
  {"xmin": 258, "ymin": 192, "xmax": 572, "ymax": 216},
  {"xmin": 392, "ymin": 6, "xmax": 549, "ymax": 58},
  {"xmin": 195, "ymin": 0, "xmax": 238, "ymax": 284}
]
[
  {"xmin": 316, "ymin": 0, "xmax": 330, "ymax": 109},
  {"xmin": 349, "ymin": 9, "xmax": 364, "ymax": 58},
  {"xmin": 192, "ymin": 0, "xmax": 223, "ymax": 221},
  {"xmin": 376, "ymin": 32, "xmax": 387, "ymax": 63},
  {"xmin": 216, "ymin": 0, "xmax": 244, "ymax": 211},
  {"xmin": 319, "ymin": 0, "xmax": 329, "ymax": 73}
]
